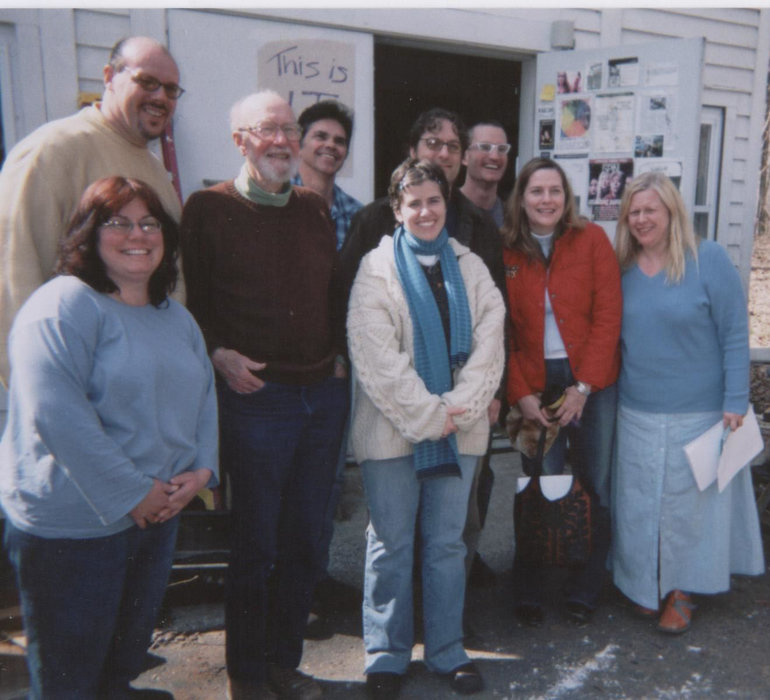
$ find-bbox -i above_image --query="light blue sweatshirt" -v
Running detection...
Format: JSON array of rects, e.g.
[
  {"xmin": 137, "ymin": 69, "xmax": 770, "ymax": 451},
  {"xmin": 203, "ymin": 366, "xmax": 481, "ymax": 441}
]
[
  {"xmin": 0, "ymin": 276, "xmax": 219, "ymax": 538},
  {"xmin": 618, "ymin": 240, "xmax": 749, "ymax": 415}
]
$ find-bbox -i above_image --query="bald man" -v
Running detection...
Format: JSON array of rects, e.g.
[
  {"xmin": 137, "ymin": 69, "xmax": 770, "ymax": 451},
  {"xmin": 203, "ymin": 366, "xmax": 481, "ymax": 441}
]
[{"xmin": 0, "ymin": 36, "xmax": 184, "ymax": 389}]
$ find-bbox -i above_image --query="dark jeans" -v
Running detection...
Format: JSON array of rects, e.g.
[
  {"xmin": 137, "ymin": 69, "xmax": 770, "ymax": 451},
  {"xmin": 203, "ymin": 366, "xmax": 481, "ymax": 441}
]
[
  {"xmin": 220, "ymin": 376, "xmax": 348, "ymax": 682},
  {"xmin": 4, "ymin": 517, "xmax": 178, "ymax": 699},
  {"xmin": 317, "ymin": 410, "xmax": 352, "ymax": 581},
  {"xmin": 513, "ymin": 358, "xmax": 617, "ymax": 610}
]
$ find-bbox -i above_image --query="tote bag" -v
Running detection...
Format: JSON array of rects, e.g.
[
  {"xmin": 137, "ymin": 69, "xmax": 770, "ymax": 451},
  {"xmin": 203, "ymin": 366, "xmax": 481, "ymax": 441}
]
[{"xmin": 513, "ymin": 426, "xmax": 593, "ymax": 568}]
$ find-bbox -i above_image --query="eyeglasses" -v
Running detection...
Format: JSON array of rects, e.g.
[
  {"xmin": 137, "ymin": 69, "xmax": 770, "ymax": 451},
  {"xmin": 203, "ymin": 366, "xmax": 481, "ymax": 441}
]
[
  {"xmin": 100, "ymin": 217, "xmax": 162, "ymax": 234},
  {"xmin": 123, "ymin": 67, "xmax": 185, "ymax": 100},
  {"xmin": 238, "ymin": 122, "xmax": 303, "ymax": 142},
  {"xmin": 419, "ymin": 137, "xmax": 462, "ymax": 154},
  {"xmin": 469, "ymin": 142, "xmax": 511, "ymax": 154}
]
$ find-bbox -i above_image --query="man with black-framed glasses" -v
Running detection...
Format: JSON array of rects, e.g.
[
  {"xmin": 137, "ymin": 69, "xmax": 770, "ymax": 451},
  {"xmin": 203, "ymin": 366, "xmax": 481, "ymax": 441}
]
[
  {"xmin": 339, "ymin": 108, "xmax": 505, "ymax": 301},
  {"xmin": 0, "ymin": 36, "xmax": 183, "ymax": 392},
  {"xmin": 460, "ymin": 121, "xmax": 511, "ymax": 227}
]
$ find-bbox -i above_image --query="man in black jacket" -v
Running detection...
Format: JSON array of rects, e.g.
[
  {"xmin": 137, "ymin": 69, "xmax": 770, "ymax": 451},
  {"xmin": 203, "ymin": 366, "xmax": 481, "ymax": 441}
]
[{"xmin": 338, "ymin": 108, "xmax": 505, "ymax": 300}]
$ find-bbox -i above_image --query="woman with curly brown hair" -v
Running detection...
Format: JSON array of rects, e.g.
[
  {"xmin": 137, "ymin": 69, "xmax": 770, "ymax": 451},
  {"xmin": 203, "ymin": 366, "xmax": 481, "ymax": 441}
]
[{"xmin": 1, "ymin": 176, "xmax": 218, "ymax": 698}]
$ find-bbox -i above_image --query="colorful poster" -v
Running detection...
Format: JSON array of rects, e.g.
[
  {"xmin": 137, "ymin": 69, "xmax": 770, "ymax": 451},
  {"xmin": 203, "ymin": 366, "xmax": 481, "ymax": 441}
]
[
  {"xmin": 557, "ymin": 97, "xmax": 592, "ymax": 152},
  {"xmin": 588, "ymin": 158, "xmax": 634, "ymax": 220},
  {"xmin": 557, "ymin": 70, "xmax": 584, "ymax": 94},
  {"xmin": 539, "ymin": 120, "xmax": 555, "ymax": 149}
]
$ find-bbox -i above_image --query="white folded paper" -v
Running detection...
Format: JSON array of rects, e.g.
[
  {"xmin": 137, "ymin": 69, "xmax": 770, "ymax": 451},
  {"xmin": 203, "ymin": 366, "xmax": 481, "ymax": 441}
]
[
  {"xmin": 516, "ymin": 475, "xmax": 574, "ymax": 500},
  {"xmin": 683, "ymin": 405, "xmax": 764, "ymax": 492}
]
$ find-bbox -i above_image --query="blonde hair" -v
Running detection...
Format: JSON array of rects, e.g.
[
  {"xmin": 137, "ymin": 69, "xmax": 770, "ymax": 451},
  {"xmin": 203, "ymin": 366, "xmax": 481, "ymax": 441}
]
[
  {"xmin": 501, "ymin": 158, "xmax": 584, "ymax": 263},
  {"xmin": 615, "ymin": 171, "xmax": 698, "ymax": 283}
]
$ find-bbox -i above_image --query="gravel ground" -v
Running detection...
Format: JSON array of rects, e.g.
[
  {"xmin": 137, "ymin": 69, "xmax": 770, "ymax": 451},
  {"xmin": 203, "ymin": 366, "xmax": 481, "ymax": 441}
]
[
  {"xmin": 749, "ymin": 231, "xmax": 770, "ymax": 348},
  {"xmin": 122, "ymin": 447, "xmax": 770, "ymax": 700},
  {"xmin": 127, "ymin": 448, "xmax": 770, "ymax": 698},
  {"xmin": 3, "ymin": 443, "xmax": 769, "ymax": 700}
]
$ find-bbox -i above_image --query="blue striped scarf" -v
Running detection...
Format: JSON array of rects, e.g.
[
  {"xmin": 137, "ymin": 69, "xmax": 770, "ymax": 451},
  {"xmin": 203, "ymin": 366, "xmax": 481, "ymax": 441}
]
[{"xmin": 393, "ymin": 225, "xmax": 472, "ymax": 480}]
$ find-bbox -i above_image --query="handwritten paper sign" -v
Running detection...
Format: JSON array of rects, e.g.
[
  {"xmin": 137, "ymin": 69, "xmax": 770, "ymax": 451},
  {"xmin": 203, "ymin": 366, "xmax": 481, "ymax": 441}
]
[{"xmin": 258, "ymin": 40, "xmax": 355, "ymax": 114}]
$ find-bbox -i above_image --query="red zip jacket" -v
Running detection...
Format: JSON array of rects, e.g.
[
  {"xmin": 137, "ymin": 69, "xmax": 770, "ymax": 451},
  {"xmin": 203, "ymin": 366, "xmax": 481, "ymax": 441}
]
[{"xmin": 504, "ymin": 221, "xmax": 621, "ymax": 404}]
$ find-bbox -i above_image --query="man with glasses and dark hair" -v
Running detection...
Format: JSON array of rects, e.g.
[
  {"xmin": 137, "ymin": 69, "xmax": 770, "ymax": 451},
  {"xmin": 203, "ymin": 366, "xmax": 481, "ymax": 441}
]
[
  {"xmin": 460, "ymin": 121, "xmax": 511, "ymax": 227},
  {"xmin": 0, "ymin": 35, "xmax": 183, "ymax": 391},
  {"xmin": 180, "ymin": 90, "xmax": 348, "ymax": 700},
  {"xmin": 292, "ymin": 99, "xmax": 362, "ymax": 250},
  {"xmin": 339, "ymin": 107, "xmax": 504, "ymax": 299}
]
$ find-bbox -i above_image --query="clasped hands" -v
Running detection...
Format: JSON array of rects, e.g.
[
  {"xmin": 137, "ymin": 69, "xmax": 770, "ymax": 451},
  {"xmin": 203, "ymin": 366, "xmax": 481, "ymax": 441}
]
[
  {"xmin": 130, "ymin": 468, "xmax": 212, "ymax": 529},
  {"xmin": 518, "ymin": 385, "xmax": 588, "ymax": 429},
  {"xmin": 441, "ymin": 399, "xmax": 501, "ymax": 438}
]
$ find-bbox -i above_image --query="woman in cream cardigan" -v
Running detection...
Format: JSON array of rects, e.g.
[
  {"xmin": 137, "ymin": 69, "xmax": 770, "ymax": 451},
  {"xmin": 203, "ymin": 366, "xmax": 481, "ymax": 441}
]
[{"xmin": 347, "ymin": 158, "xmax": 504, "ymax": 699}]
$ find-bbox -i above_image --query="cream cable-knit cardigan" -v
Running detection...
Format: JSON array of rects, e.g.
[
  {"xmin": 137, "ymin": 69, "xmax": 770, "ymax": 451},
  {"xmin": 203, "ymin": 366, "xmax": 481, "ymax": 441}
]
[{"xmin": 347, "ymin": 236, "xmax": 505, "ymax": 464}]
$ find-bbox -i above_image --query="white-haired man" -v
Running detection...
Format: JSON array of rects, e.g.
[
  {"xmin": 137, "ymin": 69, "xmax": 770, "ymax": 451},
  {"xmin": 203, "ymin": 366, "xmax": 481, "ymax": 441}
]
[{"xmin": 180, "ymin": 90, "xmax": 348, "ymax": 700}]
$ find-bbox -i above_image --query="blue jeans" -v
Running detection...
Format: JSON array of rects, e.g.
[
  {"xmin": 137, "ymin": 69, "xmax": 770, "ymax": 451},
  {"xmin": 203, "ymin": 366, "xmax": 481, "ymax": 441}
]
[
  {"xmin": 220, "ymin": 376, "xmax": 348, "ymax": 682},
  {"xmin": 513, "ymin": 358, "xmax": 617, "ymax": 609},
  {"xmin": 4, "ymin": 518, "xmax": 178, "ymax": 699},
  {"xmin": 362, "ymin": 454, "xmax": 476, "ymax": 675}
]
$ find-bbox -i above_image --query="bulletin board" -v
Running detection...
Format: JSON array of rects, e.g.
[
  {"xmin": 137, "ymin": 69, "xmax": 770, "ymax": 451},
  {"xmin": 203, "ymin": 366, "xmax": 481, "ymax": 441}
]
[{"xmin": 534, "ymin": 37, "xmax": 704, "ymax": 240}]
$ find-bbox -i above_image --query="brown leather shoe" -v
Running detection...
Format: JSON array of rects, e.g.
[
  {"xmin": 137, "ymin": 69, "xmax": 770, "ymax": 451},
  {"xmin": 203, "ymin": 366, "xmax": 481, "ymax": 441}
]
[{"xmin": 658, "ymin": 590, "xmax": 695, "ymax": 634}]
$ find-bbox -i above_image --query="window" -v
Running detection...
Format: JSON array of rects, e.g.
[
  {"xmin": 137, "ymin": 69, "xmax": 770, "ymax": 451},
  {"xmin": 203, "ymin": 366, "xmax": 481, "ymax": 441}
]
[{"xmin": 694, "ymin": 106, "xmax": 724, "ymax": 240}]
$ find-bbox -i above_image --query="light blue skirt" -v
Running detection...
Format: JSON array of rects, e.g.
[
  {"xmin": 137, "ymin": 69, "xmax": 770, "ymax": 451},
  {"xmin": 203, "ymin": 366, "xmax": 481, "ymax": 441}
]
[{"xmin": 612, "ymin": 405, "xmax": 765, "ymax": 609}]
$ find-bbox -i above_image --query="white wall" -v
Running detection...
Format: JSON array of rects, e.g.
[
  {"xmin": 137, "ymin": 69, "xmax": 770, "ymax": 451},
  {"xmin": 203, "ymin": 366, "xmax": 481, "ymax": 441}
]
[
  {"xmin": 166, "ymin": 9, "xmax": 374, "ymax": 204},
  {"xmin": 1, "ymin": 6, "xmax": 767, "ymax": 281}
]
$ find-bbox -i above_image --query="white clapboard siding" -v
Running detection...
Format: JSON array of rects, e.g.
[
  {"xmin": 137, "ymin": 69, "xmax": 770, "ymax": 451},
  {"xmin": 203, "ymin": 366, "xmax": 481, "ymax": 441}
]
[{"xmin": 74, "ymin": 9, "xmax": 130, "ymax": 95}]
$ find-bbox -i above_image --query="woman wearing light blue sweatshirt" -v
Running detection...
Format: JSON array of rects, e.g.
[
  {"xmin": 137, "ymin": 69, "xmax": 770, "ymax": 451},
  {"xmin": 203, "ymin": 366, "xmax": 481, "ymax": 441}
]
[
  {"xmin": 0, "ymin": 176, "xmax": 219, "ymax": 698},
  {"xmin": 612, "ymin": 172, "xmax": 764, "ymax": 635}
]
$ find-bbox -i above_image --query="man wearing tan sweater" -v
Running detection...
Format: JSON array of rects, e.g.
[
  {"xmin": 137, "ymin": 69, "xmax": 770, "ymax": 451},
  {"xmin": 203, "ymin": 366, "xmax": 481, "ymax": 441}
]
[{"xmin": 0, "ymin": 36, "xmax": 182, "ymax": 393}]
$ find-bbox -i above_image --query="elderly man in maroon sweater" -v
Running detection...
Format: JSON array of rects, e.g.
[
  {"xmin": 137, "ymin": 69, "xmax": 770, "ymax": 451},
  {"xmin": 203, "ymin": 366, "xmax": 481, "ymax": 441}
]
[{"xmin": 181, "ymin": 90, "xmax": 348, "ymax": 700}]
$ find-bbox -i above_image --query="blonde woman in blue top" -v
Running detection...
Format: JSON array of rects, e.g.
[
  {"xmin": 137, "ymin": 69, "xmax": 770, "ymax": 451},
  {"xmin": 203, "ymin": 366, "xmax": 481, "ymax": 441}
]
[{"xmin": 612, "ymin": 172, "xmax": 764, "ymax": 634}]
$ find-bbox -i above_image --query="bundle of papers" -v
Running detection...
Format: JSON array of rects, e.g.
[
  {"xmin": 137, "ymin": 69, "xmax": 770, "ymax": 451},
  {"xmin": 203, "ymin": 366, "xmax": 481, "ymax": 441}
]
[{"xmin": 683, "ymin": 405, "xmax": 764, "ymax": 492}]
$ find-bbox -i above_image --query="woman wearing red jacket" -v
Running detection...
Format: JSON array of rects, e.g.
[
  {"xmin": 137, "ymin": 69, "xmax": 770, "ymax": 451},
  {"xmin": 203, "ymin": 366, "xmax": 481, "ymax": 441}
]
[{"xmin": 502, "ymin": 158, "xmax": 622, "ymax": 627}]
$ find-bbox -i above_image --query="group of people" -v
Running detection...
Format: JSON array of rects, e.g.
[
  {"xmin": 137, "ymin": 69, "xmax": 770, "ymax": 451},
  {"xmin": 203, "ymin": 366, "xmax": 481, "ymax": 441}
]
[{"xmin": 0, "ymin": 34, "xmax": 764, "ymax": 700}]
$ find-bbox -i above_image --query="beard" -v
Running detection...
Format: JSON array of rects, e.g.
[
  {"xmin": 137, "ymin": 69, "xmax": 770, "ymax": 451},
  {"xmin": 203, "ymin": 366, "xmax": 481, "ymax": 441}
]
[{"xmin": 254, "ymin": 149, "xmax": 299, "ymax": 187}]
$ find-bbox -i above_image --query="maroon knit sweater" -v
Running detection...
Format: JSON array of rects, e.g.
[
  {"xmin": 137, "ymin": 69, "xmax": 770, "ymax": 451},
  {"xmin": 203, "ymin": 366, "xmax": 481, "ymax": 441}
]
[{"xmin": 180, "ymin": 181, "xmax": 340, "ymax": 385}]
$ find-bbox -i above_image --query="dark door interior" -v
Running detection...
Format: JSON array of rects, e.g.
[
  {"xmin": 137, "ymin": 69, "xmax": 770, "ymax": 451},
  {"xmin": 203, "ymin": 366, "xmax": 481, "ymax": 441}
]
[{"xmin": 374, "ymin": 42, "xmax": 521, "ymax": 200}]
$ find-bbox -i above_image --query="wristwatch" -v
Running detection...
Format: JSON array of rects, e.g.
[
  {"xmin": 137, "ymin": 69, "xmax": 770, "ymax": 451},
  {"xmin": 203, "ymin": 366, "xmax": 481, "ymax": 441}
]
[{"xmin": 574, "ymin": 381, "xmax": 591, "ymax": 397}]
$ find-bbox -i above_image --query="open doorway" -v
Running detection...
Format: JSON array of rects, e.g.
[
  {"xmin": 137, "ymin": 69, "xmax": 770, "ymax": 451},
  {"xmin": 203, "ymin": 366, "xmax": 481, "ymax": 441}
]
[{"xmin": 373, "ymin": 41, "xmax": 521, "ymax": 199}]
